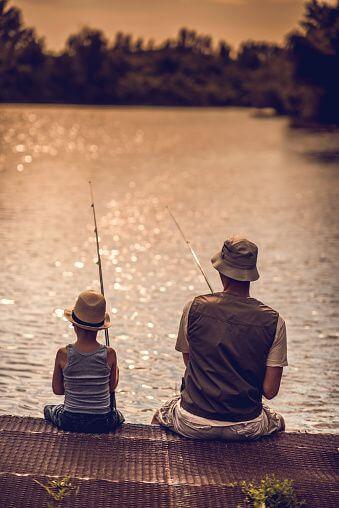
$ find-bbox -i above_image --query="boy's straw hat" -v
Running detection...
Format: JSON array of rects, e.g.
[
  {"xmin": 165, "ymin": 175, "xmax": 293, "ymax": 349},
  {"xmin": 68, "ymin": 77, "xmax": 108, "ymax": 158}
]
[
  {"xmin": 211, "ymin": 236, "xmax": 259, "ymax": 282},
  {"xmin": 64, "ymin": 290, "xmax": 111, "ymax": 331}
]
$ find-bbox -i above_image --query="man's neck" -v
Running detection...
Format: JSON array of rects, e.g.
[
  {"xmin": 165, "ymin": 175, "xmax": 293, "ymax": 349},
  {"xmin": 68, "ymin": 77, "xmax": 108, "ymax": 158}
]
[{"xmin": 223, "ymin": 283, "xmax": 250, "ymax": 298}]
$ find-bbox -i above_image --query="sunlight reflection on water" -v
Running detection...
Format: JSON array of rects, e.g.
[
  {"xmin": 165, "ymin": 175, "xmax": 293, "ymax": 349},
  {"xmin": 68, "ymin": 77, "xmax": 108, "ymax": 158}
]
[{"xmin": 0, "ymin": 105, "xmax": 338, "ymax": 431}]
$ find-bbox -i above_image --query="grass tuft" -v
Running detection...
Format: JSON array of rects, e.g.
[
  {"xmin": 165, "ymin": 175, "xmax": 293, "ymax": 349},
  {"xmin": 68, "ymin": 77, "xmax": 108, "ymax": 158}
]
[
  {"xmin": 33, "ymin": 476, "xmax": 78, "ymax": 503},
  {"xmin": 237, "ymin": 474, "xmax": 305, "ymax": 507}
]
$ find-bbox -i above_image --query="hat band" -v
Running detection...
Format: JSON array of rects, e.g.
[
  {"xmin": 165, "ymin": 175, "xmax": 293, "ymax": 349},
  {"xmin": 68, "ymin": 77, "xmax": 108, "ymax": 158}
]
[{"xmin": 72, "ymin": 311, "xmax": 104, "ymax": 328}]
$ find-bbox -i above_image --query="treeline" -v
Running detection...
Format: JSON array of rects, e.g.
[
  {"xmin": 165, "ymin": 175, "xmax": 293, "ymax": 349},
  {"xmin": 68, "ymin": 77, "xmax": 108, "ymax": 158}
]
[{"xmin": 0, "ymin": 0, "xmax": 338, "ymax": 124}]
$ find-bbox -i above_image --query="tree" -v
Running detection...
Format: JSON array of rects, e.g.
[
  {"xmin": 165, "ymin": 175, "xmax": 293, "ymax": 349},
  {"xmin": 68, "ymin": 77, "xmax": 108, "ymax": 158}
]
[
  {"xmin": 113, "ymin": 31, "xmax": 132, "ymax": 53},
  {"xmin": 237, "ymin": 42, "xmax": 282, "ymax": 69},
  {"xmin": 287, "ymin": 0, "xmax": 339, "ymax": 123},
  {"xmin": 62, "ymin": 27, "xmax": 108, "ymax": 102},
  {"xmin": 0, "ymin": 0, "xmax": 45, "ymax": 100},
  {"xmin": 218, "ymin": 41, "xmax": 231, "ymax": 62},
  {"xmin": 134, "ymin": 37, "xmax": 144, "ymax": 52}
]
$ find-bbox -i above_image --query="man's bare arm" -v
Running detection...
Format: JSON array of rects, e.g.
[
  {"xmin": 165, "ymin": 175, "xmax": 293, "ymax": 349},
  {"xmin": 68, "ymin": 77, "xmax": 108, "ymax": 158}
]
[
  {"xmin": 263, "ymin": 366, "xmax": 283, "ymax": 399},
  {"xmin": 182, "ymin": 352, "xmax": 189, "ymax": 367},
  {"xmin": 176, "ymin": 300, "xmax": 192, "ymax": 364}
]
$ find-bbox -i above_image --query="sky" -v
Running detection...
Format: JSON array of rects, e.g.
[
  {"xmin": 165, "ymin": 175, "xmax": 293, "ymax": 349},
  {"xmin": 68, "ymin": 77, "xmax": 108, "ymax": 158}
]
[{"xmin": 10, "ymin": 0, "xmax": 336, "ymax": 51}]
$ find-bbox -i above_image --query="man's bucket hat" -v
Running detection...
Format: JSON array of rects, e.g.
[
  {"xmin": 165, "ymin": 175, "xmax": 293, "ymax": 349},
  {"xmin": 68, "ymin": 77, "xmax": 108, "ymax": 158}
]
[
  {"xmin": 211, "ymin": 236, "xmax": 259, "ymax": 282},
  {"xmin": 64, "ymin": 290, "xmax": 111, "ymax": 331}
]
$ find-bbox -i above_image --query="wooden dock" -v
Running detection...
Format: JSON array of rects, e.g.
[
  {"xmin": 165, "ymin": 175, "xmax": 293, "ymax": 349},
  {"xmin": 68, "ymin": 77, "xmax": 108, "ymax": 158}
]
[{"xmin": 0, "ymin": 415, "xmax": 338, "ymax": 507}]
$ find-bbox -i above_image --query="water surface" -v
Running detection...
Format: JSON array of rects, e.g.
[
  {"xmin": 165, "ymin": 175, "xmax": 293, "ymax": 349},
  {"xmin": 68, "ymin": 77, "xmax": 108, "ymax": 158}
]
[{"xmin": 0, "ymin": 105, "xmax": 338, "ymax": 431}]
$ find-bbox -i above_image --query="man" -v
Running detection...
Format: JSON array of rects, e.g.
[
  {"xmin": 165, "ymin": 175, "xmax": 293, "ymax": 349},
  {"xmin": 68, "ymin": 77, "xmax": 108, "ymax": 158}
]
[{"xmin": 153, "ymin": 236, "xmax": 287, "ymax": 440}]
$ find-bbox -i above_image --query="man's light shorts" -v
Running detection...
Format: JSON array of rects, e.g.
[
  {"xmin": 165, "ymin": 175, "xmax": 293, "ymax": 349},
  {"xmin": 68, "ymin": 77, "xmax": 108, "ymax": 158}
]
[{"xmin": 153, "ymin": 395, "xmax": 285, "ymax": 440}]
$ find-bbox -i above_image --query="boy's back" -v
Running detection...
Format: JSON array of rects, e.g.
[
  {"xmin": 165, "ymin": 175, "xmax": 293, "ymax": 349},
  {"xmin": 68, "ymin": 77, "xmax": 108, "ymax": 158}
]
[
  {"xmin": 44, "ymin": 290, "xmax": 124, "ymax": 433},
  {"xmin": 63, "ymin": 344, "xmax": 111, "ymax": 414}
]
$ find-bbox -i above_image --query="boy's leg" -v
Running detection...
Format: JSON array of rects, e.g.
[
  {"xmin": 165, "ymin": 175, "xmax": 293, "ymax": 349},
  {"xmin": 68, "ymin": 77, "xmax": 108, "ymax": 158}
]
[
  {"xmin": 80, "ymin": 409, "xmax": 125, "ymax": 433},
  {"xmin": 107, "ymin": 408, "xmax": 125, "ymax": 430},
  {"xmin": 44, "ymin": 404, "xmax": 65, "ymax": 428}
]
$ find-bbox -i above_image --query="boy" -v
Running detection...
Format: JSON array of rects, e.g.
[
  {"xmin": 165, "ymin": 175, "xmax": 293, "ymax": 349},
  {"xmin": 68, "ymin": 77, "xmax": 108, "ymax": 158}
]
[{"xmin": 44, "ymin": 290, "xmax": 124, "ymax": 432}]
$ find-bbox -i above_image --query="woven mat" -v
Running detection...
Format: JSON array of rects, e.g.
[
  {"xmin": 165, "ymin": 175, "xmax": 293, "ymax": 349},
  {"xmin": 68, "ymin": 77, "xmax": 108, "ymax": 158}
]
[{"xmin": 0, "ymin": 416, "xmax": 338, "ymax": 507}]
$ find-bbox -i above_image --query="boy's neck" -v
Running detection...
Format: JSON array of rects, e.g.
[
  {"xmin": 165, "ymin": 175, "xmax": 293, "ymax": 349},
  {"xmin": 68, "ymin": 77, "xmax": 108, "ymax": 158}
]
[{"xmin": 74, "ymin": 326, "xmax": 99, "ymax": 346}]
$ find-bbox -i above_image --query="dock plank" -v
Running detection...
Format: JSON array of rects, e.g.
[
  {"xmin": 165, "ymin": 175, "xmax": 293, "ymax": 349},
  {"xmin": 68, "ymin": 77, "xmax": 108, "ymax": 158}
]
[{"xmin": 0, "ymin": 416, "xmax": 338, "ymax": 507}]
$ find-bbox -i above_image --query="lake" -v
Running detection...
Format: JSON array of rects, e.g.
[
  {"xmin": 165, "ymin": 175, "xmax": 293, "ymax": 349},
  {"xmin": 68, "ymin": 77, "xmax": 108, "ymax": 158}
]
[{"xmin": 0, "ymin": 105, "xmax": 338, "ymax": 432}]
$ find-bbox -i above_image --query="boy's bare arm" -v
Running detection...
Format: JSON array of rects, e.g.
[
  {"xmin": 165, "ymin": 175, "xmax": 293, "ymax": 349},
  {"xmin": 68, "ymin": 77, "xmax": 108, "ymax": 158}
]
[
  {"xmin": 52, "ymin": 348, "xmax": 66, "ymax": 395},
  {"xmin": 107, "ymin": 347, "xmax": 119, "ymax": 392}
]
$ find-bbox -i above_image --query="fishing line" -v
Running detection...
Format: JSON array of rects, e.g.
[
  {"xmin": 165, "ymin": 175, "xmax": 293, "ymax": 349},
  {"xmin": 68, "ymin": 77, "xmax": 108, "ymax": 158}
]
[{"xmin": 166, "ymin": 206, "xmax": 214, "ymax": 294}]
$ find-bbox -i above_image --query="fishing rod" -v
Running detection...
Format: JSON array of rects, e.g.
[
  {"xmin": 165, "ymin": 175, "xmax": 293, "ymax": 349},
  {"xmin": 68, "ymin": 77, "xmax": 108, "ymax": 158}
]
[
  {"xmin": 166, "ymin": 206, "xmax": 214, "ymax": 294},
  {"xmin": 89, "ymin": 180, "xmax": 110, "ymax": 347}
]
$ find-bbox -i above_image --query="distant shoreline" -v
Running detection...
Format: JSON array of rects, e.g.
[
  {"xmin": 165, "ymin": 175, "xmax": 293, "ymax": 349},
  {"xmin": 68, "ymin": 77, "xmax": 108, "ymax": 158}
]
[
  {"xmin": 0, "ymin": 102, "xmax": 257, "ymax": 110},
  {"xmin": 2, "ymin": 103, "xmax": 338, "ymax": 129}
]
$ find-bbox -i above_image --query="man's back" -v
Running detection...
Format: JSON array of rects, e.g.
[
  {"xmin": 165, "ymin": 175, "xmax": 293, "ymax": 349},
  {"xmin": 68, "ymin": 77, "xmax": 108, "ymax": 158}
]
[{"xmin": 181, "ymin": 292, "xmax": 280, "ymax": 422}]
